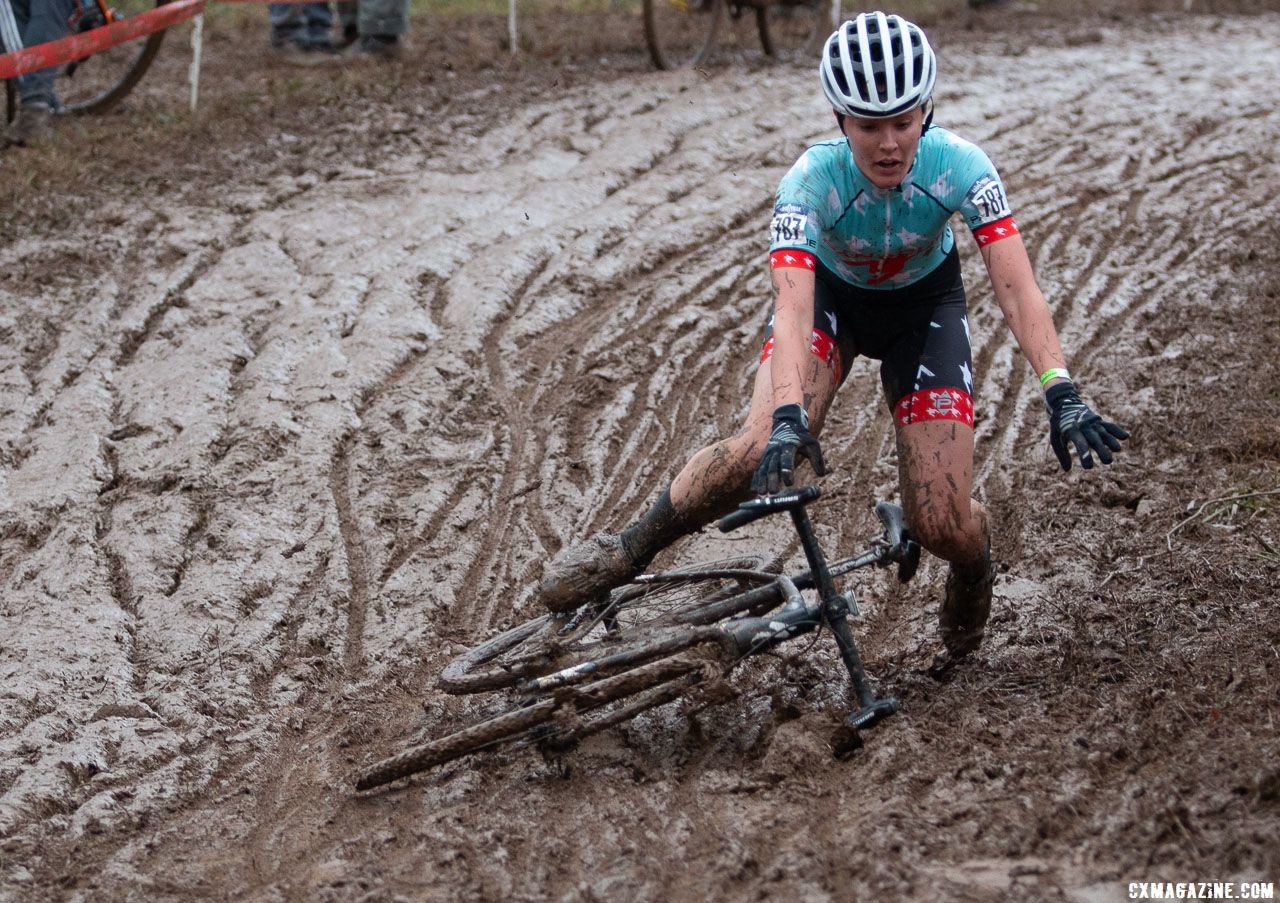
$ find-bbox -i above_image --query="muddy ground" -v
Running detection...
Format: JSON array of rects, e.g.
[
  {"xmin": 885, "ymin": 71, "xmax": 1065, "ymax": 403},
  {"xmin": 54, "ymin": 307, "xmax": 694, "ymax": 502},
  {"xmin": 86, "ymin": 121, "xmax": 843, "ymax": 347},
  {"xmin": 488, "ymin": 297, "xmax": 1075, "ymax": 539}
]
[{"xmin": 1, "ymin": 5, "xmax": 1278, "ymax": 902}]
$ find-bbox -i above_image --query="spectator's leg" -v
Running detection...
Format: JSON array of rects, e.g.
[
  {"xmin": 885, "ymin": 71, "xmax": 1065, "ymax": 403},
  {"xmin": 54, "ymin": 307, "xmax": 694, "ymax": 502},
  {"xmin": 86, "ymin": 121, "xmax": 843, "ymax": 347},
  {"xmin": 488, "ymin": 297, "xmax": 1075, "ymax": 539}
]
[
  {"xmin": 335, "ymin": 0, "xmax": 357, "ymax": 45},
  {"xmin": 268, "ymin": 2, "xmax": 306, "ymax": 48},
  {"xmin": 302, "ymin": 2, "xmax": 333, "ymax": 48},
  {"xmin": 347, "ymin": 0, "xmax": 407, "ymax": 57},
  {"xmin": 13, "ymin": 0, "xmax": 78, "ymax": 108},
  {"xmin": 357, "ymin": 0, "xmax": 407, "ymax": 37}
]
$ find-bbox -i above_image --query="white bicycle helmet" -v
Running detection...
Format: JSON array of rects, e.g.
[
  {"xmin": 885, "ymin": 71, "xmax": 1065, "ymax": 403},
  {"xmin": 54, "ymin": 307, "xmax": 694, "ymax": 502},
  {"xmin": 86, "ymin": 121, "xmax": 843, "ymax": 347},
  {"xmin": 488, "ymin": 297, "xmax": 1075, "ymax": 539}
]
[{"xmin": 820, "ymin": 12, "xmax": 937, "ymax": 118}]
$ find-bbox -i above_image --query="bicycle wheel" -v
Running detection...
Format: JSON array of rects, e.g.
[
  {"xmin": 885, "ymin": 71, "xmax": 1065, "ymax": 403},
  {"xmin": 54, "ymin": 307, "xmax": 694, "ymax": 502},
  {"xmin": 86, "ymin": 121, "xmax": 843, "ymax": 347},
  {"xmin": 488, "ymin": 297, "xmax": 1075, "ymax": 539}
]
[
  {"xmin": 643, "ymin": 0, "xmax": 723, "ymax": 70},
  {"xmin": 757, "ymin": 0, "xmax": 826, "ymax": 62},
  {"xmin": 355, "ymin": 655, "xmax": 709, "ymax": 790},
  {"xmin": 56, "ymin": 0, "xmax": 171, "ymax": 116},
  {"xmin": 440, "ymin": 555, "xmax": 777, "ymax": 695}
]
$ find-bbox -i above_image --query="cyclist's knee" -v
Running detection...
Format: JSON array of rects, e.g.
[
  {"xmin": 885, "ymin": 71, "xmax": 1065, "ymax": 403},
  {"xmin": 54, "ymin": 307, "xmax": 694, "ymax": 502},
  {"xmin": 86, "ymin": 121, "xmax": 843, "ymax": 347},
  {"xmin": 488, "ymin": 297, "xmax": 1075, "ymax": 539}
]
[{"xmin": 902, "ymin": 493, "xmax": 980, "ymax": 562}]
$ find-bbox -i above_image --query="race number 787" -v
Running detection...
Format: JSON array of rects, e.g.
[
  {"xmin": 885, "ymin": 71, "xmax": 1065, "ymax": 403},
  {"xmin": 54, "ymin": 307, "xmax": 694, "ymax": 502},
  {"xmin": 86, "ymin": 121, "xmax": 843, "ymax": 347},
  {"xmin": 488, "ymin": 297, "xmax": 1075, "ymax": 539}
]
[
  {"xmin": 771, "ymin": 210, "xmax": 809, "ymax": 244},
  {"xmin": 968, "ymin": 178, "xmax": 1011, "ymax": 222}
]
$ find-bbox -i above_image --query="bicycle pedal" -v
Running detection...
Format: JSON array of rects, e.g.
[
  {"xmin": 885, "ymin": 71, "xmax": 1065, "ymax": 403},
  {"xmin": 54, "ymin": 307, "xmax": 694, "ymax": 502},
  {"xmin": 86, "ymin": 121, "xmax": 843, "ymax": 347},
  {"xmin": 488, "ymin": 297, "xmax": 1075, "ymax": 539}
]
[
  {"xmin": 830, "ymin": 591, "xmax": 859, "ymax": 618},
  {"xmin": 846, "ymin": 697, "xmax": 898, "ymax": 729}
]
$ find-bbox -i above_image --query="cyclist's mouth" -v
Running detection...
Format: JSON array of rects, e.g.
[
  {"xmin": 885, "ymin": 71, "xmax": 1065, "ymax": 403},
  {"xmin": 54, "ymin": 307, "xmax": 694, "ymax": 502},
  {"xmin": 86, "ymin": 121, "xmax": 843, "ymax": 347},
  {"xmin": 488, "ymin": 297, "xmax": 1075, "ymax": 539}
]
[{"xmin": 875, "ymin": 160, "xmax": 902, "ymax": 174}]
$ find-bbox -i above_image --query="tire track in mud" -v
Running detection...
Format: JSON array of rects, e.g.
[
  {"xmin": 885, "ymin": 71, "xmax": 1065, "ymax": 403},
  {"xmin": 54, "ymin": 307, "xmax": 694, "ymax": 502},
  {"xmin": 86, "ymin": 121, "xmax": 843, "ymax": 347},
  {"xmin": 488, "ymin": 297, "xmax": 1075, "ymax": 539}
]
[
  {"xmin": 457, "ymin": 229, "xmax": 764, "ymax": 632},
  {"xmin": 973, "ymin": 93, "xmax": 1280, "ymax": 488},
  {"xmin": 0, "ymin": 178, "xmax": 382, "ymax": 852},
  {"xmin": 455, "ymin": 258, "xmax": 558, "ymax": 629},
  {"xmin": 330, "ymin": 442, "xmax": 374, "ymax": 674},
  {"xmin": 386, "ymin": 107, "xmax": 796, "ymax": 634}
]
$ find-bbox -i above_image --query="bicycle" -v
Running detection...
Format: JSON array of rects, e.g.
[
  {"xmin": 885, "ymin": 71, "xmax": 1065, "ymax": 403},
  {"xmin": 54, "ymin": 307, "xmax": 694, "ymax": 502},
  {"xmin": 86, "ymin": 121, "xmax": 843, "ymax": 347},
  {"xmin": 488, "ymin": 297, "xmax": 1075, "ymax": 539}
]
[
  {"xmin": 354, "ymin": 484, "xmax": 921, "ymax": 791},
  {"xmin": 2, "ymin": 0, "xmax": 172, "ymax": 124},
  {"xmin": 643, "ymin": 0, "xmax": 838, "ymax": 70}
]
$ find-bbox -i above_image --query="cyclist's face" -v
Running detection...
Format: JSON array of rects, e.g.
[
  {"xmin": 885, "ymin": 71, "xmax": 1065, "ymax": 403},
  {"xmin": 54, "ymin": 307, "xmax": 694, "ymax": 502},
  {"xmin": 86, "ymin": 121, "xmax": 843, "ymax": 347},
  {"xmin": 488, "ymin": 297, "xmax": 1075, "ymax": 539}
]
[{"xmin": 841, "ymin": 109, "xmax": 925, "ymax": 189}]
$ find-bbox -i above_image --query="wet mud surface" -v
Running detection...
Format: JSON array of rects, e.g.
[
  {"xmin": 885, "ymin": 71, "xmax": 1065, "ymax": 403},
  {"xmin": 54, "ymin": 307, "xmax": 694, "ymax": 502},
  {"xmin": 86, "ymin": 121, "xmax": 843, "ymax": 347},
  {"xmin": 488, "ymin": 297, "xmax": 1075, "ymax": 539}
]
[{"xmin": 2, "ymin": 10, "xmax": 1279, "ymax": 902}]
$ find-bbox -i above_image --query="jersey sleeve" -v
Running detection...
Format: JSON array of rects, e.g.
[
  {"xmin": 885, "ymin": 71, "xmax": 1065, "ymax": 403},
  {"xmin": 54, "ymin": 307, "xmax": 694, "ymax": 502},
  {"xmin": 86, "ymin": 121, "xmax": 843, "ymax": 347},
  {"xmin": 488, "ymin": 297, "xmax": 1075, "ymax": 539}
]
[
  {"xmin": 768, "ymin": 150, "xmax": 824, "ymax": 271},
  {"xmin": 955, "ymin": 144, "xmax": 1020, "ymax": 248}
]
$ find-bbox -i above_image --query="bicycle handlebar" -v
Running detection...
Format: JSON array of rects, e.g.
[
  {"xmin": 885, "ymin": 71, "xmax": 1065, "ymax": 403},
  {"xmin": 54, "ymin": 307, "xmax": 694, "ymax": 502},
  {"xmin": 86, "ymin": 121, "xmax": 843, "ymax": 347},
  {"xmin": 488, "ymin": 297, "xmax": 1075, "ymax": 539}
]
[
  {"xmin": 718, "ymin": 489, "xmax": 920, "ymax": 583},
  {"xmin": 717, "ymin": 485, "xmax": 821, "ymax": 533}
]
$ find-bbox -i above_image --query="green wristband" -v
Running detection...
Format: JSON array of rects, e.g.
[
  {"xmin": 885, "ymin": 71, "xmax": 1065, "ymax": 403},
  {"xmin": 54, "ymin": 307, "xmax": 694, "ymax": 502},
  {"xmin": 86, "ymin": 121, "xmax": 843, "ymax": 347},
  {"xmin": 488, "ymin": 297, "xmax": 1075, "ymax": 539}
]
[{"xmin": 1039, "ymin": 367, "xmax": 1071, "ymax": 387}]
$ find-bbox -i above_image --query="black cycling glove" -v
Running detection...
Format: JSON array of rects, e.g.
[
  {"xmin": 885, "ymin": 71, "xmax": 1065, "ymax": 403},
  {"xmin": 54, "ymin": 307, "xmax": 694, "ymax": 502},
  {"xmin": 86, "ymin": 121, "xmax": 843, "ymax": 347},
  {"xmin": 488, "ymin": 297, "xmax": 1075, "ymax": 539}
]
[
  {"xmin": 1045, "ymin": 381, "xmax": 1129, "ymax": 471},
  {"xmin": 752, "ymin": 403, "xmax": 827, "ymax": 495}
]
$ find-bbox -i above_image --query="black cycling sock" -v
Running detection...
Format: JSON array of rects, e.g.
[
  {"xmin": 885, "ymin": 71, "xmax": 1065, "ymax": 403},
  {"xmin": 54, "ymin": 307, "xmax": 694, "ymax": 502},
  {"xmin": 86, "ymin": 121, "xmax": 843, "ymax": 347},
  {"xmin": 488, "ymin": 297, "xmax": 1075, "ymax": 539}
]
[
  {"xmin": 949, "ymin": 532, "xmax": 992, "ymax": 583},
  {"xmin": 620, "ymin": 489, "xmax": 698, "ymax": 567}
]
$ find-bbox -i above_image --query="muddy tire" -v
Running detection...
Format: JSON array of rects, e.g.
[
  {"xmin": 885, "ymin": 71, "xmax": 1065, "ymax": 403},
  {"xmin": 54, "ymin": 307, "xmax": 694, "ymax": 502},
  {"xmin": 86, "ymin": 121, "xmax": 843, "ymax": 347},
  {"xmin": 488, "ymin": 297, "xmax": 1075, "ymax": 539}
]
[
  {"xmin": 440, "ymin": 556, "xmax": 777, "ymax": 695},
  {"xmin": 354, "ymin": 695, "xmax": 560, "ymax": 790},
  {"xmin": 356, "ymin": 656, "xmax": 712, "ymax": 790},
  {"xmin": 61, "ymin": 0, "xmax": 171, "ymax": 116},
  {"xmin": 643, "ymin": 0, "xmax": 723, "ymax": 70},
  {"xmin": 438, "ymin": 613, "xmax": 559, "ymax": 695}
]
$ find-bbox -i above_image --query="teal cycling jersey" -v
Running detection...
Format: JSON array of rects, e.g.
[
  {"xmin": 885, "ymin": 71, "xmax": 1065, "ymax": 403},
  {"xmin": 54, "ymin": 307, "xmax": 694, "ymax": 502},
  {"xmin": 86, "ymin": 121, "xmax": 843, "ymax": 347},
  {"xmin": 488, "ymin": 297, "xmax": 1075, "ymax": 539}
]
[{"xmin": 768, "ymin": 126, "xmax": 1019, "ymax": 290}]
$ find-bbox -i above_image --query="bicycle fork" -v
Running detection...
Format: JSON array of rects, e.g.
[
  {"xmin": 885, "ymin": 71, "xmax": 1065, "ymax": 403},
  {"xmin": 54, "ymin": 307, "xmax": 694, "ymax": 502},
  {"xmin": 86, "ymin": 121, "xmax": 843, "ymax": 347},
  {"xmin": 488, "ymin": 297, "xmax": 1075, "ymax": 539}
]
[{"xmin": 789, "ymin": 506, "xmax": 899, "ymax": 729}]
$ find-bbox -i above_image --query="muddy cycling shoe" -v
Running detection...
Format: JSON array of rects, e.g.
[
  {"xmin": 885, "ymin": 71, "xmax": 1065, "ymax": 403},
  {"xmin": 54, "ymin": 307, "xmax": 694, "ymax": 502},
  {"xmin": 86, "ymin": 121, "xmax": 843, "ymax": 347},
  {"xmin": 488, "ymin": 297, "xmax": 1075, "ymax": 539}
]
[
  {"xmin": 939, "ymin": 558, "xmax": 996, "ymax": 658},
  {"xmin": 537, "ymin": 532, "xmax": 641, "ymax": 613}
]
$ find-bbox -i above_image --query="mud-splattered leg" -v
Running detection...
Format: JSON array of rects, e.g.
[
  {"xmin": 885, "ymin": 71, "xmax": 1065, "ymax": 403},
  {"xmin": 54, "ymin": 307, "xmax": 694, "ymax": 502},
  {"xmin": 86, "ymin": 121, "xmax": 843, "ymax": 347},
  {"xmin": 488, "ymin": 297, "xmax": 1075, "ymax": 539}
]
[
  {"xmin": 621, "ymin": 349, "xmax": 840, "ymax": 562},
  {"xmin": 538, "ymin": 349, "xmax": 839, "ymax": 612},
  {"xmin": 893, "ymin": 419, "xmax": 988, "ymax": 568},
  {"xmin": 895, "ymin": 419, "xmax": 994, "ymax": 657}
]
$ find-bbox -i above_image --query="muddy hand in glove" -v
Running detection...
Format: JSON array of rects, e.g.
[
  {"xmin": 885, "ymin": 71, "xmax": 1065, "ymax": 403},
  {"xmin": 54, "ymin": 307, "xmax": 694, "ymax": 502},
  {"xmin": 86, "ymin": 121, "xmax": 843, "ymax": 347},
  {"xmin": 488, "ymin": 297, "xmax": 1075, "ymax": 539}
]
[
  {"xmin": 752, "ymin": 403, "xmax": 827, "ymax": 494},
  {"xmin": 1045, "ymin": 381, "xmax": 1129, "ymax": 471}
]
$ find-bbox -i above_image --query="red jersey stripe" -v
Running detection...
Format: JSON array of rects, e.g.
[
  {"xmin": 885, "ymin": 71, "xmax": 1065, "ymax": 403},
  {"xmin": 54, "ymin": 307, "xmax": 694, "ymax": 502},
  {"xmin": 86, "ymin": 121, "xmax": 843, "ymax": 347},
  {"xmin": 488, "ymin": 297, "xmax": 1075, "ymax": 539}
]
[
  {"xmin": 769, "ymin": 250, "xmax": 818, "ymax": 270},
  {"xmin": 972, "ymin": 217, "xmax": 1020, "ymax": 247}
]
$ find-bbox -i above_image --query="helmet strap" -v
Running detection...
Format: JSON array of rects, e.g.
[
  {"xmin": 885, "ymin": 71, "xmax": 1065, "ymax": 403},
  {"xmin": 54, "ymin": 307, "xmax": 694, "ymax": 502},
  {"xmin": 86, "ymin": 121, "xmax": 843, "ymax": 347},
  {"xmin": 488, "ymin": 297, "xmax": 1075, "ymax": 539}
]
[{"xmin": 922, "ymin": 98, "xmax": 935, "ymax": 132}]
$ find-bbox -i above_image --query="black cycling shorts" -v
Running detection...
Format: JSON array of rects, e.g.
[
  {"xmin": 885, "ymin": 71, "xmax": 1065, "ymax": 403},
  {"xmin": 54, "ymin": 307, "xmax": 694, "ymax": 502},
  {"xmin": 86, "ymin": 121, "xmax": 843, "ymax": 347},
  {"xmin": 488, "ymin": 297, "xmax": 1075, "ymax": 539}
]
[{"xmin": 761, "ymin": 248, "xmax": 975, "ymax": 429}]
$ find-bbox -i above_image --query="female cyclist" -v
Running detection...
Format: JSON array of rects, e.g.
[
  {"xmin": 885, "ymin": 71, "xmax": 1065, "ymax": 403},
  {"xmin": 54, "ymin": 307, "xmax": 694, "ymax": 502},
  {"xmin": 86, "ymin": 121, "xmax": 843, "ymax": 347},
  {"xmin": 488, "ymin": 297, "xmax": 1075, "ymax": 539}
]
[{"xmin": 537, "ymin": 12, "xmax": 1128, "ymax": 659}]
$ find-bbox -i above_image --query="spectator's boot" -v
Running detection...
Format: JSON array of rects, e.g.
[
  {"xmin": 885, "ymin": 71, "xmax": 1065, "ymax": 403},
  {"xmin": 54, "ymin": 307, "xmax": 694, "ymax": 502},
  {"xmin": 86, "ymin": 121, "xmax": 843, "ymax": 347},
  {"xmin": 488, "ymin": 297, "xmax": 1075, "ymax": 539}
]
[
  {"xmin": 5, "ymin": 102, "xmax": 55, "ymax": 148},
  {"xmin": 939, "ymin": 553, "xmax": 996, "ymax": 658},
  {"xmin": 343, "ymin": 34, "xmax": 402, "ymax": 61}
]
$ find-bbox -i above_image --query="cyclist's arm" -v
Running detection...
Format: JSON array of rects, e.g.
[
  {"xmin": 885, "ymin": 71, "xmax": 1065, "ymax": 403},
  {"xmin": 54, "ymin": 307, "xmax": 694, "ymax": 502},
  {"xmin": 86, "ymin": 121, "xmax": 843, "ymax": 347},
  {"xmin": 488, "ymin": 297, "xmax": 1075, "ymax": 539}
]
[
  {"xmin": 769, "ymin": 263, "xmax": 816, "ymax": 409},
  {"xmin": 980, "ymin": 233, "xmax": 1070, "ymax": 388}
]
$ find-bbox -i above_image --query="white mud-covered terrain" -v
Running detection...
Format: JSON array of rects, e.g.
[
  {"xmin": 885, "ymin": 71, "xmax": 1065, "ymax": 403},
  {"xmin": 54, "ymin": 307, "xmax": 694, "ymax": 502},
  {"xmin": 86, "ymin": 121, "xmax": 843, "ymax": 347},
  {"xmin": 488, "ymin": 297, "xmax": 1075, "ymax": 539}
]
[{"xmin": 2, "ymin": 10, "xmax": 1278, "ymax": 901}]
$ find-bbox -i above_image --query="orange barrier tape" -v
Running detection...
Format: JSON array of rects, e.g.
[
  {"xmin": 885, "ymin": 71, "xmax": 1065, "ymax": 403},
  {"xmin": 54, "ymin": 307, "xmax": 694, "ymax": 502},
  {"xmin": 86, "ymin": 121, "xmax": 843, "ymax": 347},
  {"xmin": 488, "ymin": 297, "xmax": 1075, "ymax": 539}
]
[{"xmin": 0, "ymin": 0, "xmax": 205, "ymax": 81}]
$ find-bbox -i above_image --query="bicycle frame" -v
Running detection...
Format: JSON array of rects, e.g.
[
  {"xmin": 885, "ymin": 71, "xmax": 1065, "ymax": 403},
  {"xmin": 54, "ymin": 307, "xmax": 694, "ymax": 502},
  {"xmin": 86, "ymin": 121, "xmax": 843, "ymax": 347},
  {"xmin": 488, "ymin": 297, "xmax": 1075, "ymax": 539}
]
[
  {"xmin": 355, "ymin": 486, "xmax": 919, "ymax": 789},
  {"xmin": 784, "ymin": 493, "xmax": 901, "ymax": 726},
  {"xmin": 627, "ymin": 485, "xmax": 918, "ymax": 728}
]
